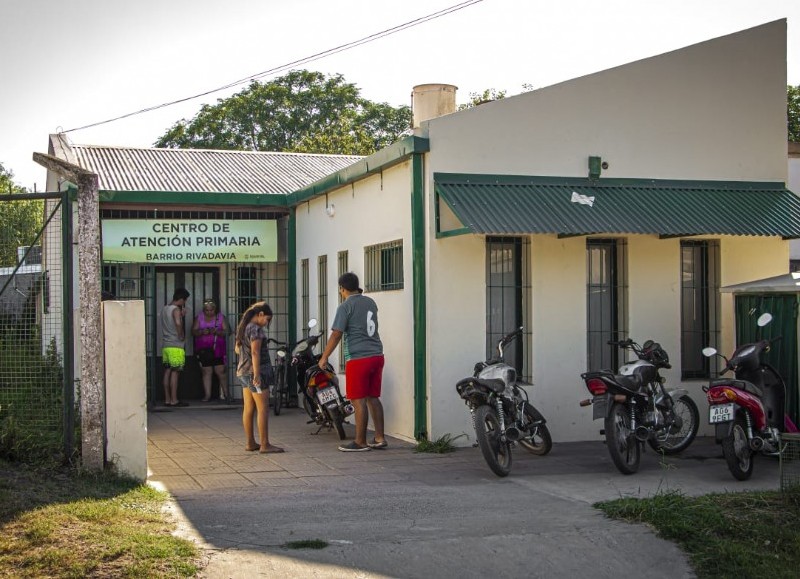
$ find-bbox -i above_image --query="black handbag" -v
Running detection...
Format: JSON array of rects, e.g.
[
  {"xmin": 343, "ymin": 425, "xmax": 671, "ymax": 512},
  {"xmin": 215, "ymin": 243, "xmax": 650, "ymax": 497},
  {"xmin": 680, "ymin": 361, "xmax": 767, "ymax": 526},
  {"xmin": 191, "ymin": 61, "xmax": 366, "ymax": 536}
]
[{"xmin": 196, "ymin": 348, "xmax": 216, "ymax": 366}]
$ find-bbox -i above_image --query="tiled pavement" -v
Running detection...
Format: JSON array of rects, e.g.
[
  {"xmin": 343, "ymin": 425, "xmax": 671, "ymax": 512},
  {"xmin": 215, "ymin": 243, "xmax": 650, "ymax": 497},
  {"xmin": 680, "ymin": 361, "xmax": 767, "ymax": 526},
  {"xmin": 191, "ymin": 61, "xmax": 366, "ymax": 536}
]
[{"xmin": 147, "ymin": 403, "xmax": 483, "ymax": 493}]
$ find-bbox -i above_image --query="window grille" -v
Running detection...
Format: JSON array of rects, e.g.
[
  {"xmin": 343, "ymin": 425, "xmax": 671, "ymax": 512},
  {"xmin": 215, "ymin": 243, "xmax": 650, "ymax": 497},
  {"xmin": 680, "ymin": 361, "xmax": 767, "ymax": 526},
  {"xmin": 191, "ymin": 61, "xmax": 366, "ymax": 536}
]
[
  {"xmin": 301, "ymin": 258, "xmax": 309, "ymax": 336},
  {"xmin": 364, "ymin": 240, "xmax": 403, "ymax": 292},
  {"xmin": 485, "ymin": 237, "xmax": 531, "ymax": 382},
  {"xmin": 680, "ymin": 240, "xmax": 720, "ymax": 379},
  {"xmin": 318, "ymin": 255, "xmax": 328, "ymax": 349},
  {"xmin": 586, "ymin": 239, "xmax": 628, "ymax": 371},
  {"xmin": 337, "ymin": 250, "xmax": 348, "ymax": 372}
]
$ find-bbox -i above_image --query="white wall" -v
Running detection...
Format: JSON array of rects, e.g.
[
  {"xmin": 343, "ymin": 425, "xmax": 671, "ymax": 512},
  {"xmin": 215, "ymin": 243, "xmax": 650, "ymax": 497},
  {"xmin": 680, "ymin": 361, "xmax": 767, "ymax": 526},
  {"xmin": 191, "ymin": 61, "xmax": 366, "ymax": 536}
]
[
  {"xmin": 419, "ymin": 21, "xmax": 792, "ymax": 443},
  {"xmin": 295, "ymin": 163, "xmax": 416, "ymax": 441},
  {"xmin": 425, "ymin": 20, "xmax": 787, "ymax": 183},
  {"xmin": 104, "ymin": 300, "xmax": 147, "ymax": 480}
]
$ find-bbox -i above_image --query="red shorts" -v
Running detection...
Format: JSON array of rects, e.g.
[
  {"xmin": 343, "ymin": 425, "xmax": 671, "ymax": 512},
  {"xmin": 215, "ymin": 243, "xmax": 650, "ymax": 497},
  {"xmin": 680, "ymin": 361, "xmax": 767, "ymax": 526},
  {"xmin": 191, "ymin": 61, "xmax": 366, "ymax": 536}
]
[{"xmin": 345, "ymin": 355, "xmax": 384, "ymax": 400}]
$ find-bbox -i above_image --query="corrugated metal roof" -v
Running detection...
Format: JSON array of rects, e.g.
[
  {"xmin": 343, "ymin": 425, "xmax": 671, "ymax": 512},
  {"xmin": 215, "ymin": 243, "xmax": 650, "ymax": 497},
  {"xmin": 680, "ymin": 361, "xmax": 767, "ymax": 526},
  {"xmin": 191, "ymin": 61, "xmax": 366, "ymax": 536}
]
[
  {"xmin": 434, "ymin": 173, "xmax": 800, "ymax": 239},
  {"xmin": 66, "ymin": 144, "xmax": 363, "ymax": 194}
]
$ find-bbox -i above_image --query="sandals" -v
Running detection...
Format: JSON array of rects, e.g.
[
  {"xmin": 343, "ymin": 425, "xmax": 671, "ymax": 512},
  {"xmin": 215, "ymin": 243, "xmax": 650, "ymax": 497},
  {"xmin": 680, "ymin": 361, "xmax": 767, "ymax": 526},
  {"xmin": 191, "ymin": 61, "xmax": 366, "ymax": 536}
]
[{"xmin": 338, "ymin": 442, "xmax": 371, "ymax": 452}]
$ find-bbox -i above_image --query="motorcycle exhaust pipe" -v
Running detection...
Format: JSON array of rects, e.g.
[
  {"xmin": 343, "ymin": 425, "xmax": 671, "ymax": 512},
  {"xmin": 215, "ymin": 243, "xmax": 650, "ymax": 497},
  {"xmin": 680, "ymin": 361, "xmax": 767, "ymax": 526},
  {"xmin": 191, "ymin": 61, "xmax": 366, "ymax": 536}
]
[
  {"xmin": 634, "ymin": 426, "xmax": 650, "ymax": 442},
  {"xmin": 343, "ymin": 403, "xmax": 355, "ymax": 416},
  {"xmin": 750, "ymin": 437, "xmax": 764, "ymax": 451},
  {"xmin": 505, "ymin": 426, "xmax": 522, "ymax": 441}
]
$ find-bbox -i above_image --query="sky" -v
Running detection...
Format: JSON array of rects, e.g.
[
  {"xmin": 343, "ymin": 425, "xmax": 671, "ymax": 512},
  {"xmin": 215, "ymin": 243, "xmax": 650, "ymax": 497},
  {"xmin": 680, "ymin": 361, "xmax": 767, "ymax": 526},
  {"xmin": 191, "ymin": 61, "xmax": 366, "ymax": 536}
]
[{"xmin": 2, "ymin": 0, "xmax": 799, "ymax": 191}]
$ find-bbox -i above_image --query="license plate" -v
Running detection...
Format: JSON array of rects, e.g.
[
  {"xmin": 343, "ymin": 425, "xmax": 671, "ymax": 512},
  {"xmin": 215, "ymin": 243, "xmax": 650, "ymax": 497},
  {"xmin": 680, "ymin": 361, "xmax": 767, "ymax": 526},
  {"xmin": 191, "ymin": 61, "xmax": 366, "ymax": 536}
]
[
  {"xmin": 317, "ymin": 387, "xmax": 338, "ymax": 405},
  {"xmin": 709, "ymin": 403, "xmax": 734, "ymax": 424}
]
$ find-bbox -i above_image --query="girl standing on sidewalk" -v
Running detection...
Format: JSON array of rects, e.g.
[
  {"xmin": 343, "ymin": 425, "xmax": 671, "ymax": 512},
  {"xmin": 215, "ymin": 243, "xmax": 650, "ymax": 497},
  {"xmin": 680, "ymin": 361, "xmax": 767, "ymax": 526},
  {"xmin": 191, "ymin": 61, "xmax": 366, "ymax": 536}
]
[{"xmin": 235, "ymin": 302, "xmax": 284, "ymax": 454}]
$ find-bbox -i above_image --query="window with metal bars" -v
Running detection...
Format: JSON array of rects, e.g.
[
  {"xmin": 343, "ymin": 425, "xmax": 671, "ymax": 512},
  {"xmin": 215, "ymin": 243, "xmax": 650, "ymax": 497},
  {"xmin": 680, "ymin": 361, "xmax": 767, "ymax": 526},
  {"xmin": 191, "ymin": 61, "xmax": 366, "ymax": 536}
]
[
  {"xmin": 318, "ymin": 255, "xmax": 328, "ymax": 349},
  {"xmin": 301, "ymin": 258, "xmax": 309, "ymax": 336},
  {"xmin": 485, "ymin": 237, "xmax": 531, "ymax": 382},
  {"xmin": 586, "ymin": 239, "xmax": 628, "ymax": 372},
  {"xmin": 364, "ymin": 240, "xmax": 403, "ymax": 292},
  {"xmin": 337, "ymin": 250, "xmax": 348, "ymax": 372},
  {"xmin": 680, "ymin": 240, "xmax": 720, "ymax": 379}
]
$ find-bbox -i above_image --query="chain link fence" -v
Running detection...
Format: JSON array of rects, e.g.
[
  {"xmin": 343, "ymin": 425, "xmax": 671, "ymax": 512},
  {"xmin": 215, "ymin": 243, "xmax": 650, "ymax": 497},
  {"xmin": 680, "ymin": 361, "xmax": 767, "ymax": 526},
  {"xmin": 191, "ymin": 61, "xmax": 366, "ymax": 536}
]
[{"xmin": 0, "ymin": 192, "xmax": 72, "ymax": 463}]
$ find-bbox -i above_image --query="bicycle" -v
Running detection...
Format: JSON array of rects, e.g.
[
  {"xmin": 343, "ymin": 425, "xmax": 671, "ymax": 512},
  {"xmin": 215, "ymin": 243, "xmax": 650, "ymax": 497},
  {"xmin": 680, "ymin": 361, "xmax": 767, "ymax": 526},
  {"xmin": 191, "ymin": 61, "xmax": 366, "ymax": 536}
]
[{"xmin": 266, "ymin": 338, "xmax": 290, "ymax": 415}]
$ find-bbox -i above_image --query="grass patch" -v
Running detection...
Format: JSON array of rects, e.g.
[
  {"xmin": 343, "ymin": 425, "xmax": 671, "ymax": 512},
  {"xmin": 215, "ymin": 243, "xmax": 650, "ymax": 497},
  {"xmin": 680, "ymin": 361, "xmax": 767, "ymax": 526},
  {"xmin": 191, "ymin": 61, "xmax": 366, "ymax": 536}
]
[
  {"xmin": 596, "ymin": 489, "xmax": 800, "ymax": 579},
  {"xmin": 0, "ymin": 460, "xmax": 200, "ymax": 578},
  {"xmin": 285, "ymin": 539, "xmax": 328, "ymax": 550},
  {"xmin": 414, "ymin": 433, "xmax": 466, "ymax": 454}
]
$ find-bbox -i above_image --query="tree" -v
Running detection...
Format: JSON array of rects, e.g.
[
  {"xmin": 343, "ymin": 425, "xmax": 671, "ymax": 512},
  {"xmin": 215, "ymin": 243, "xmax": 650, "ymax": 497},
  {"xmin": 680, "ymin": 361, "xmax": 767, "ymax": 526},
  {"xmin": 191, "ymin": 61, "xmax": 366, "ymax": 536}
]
[
  {"xmin": 789, "ymin": 85, "xmax": 800, "ymax": 142},
  {"xmin": 155, "ymin": 70, "xmax": 411, "ymax": 156},
  {"xmin": 457, "ymin": 88, "xmax": 507, "ymax": 111},
  {"xmin": 0, "ymin": 164, "xmax": 42, "ymax": 267}
]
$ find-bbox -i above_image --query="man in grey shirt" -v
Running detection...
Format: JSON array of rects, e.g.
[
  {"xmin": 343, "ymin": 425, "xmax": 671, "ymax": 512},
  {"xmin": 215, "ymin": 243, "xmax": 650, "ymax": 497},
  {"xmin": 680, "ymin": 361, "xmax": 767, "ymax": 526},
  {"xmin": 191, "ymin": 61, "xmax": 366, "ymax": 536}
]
[
  {"xmin": 161, "ymin": 288, "xmax": 190, "ymax": 407},
  {"xmin": 318, "ymin": 272, "xmax": 386, "ymax": 452}
]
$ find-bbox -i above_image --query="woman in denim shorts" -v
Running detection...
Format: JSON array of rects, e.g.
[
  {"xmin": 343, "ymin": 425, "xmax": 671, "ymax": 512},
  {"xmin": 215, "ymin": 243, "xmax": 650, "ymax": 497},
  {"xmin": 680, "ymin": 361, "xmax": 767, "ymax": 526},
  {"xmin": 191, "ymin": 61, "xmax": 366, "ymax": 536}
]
[{"xmin": 234, "ymin": 302, "xmax": 284, "ymax": 454}]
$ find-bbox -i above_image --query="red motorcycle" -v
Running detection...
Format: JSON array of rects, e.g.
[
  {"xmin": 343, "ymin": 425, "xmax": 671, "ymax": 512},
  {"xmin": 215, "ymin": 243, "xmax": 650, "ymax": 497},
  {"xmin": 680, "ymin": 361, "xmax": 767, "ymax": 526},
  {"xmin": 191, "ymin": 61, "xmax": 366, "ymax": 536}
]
[{"xmin": 703, "ymin": 313, "xmax": 799, "ymax": 480}]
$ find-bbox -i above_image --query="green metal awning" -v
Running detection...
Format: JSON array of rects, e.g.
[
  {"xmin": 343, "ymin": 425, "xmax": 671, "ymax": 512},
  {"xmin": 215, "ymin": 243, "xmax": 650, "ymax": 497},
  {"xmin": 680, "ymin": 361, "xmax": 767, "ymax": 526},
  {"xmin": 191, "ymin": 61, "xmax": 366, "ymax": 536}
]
[{"xmin": 434, "ymin": 173, "xmax": 800, "ymax": 239}]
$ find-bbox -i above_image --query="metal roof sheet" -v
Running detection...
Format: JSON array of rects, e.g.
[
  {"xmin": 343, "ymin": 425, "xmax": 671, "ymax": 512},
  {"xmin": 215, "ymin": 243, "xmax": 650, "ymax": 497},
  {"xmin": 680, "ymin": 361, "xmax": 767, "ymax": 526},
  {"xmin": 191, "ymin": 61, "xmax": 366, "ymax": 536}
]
[
  {"xmin": 434, "ymin": 173, "xmax": 800, "ymax": 239},
  {"xmin": 67, "ymin": 144, "xmax": 363, "ymax": 194}
]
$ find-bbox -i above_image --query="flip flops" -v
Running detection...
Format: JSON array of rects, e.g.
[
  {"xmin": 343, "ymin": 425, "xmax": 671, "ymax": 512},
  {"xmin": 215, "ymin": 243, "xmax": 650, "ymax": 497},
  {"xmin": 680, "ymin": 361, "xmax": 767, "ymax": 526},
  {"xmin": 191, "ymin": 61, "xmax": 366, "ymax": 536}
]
[
  {"xmin": 368, "ymin": 439, "xmax": 388, "ymax": 449},
  {"xmin": 338, "ymin": 442, "xmax": 371, "ymax": 452}
]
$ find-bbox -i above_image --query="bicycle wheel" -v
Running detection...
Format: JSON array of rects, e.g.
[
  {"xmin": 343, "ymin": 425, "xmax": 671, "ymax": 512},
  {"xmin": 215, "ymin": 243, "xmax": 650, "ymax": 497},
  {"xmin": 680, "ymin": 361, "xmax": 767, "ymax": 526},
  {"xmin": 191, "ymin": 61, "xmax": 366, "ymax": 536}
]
[{"xmin": 273, "ymin": 365, "xmax": 285, "ymax": 416}]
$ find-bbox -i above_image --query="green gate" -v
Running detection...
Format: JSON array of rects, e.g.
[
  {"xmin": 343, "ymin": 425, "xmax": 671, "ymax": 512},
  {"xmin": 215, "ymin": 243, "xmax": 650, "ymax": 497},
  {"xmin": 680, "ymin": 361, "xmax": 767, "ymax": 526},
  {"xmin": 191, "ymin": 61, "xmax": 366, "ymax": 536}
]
[{"xmin": 734, "ymin": 294, "xmax": 799, "ymax": 427}]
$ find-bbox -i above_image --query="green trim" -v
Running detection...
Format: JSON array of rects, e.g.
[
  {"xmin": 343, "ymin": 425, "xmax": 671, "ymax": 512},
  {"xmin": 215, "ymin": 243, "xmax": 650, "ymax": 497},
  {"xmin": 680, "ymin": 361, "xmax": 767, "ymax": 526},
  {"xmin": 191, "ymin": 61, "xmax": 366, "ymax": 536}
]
[
  {"xmin": 288, "ymin": 136, "xmax": 430, "ymax": 207},
  {"xmin": 434, "ymin": 172, "xmax": 787, "ymax": 190},
  {"xmin": 410, "ymin": 152, "xmax": 427, "ymax": 440},
  {"xmin": 98, "ymin": 190, "xmax": 289, "ymax": 206},
  {"xmin": 288, "ymin": 209, "xmax": 297, "ymax": 393},
  {"xmin": 435, "ymin": 228, "xmax": 471, "ymax": 239}
]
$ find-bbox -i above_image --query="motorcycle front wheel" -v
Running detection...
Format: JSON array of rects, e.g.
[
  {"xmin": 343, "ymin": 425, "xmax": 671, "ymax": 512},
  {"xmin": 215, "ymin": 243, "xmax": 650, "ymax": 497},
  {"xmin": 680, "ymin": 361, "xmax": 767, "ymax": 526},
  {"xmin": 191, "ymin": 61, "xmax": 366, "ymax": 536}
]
[
  {"xmin": 273, "ymin": 365, "xmax": 285, "ymax": 416},
  {"xmin": 474, "ymin": 405, "xmax": 512, "ymax": 477},
  {"xmin": 647, "ymin": 394, "xmax": 699, "ymax": 455},
  {"xmin": 722, "ymin": 412, "xmax": 754, "ymax": 481},
  {"xmin": 518, "ymin": 402, "xmax": 552, "ymax": 456},
  {"xmin": 605, "ymin": 401, "xmax": 641, "ymax": 475}
]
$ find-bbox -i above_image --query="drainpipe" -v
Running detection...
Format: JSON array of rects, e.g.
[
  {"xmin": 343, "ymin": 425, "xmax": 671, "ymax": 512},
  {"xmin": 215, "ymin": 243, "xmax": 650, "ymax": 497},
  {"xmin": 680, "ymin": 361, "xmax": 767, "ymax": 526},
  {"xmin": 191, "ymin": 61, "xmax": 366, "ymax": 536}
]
[{"xmin": 410, "ymin": 152, "xmax": 427, "ymax": 439}]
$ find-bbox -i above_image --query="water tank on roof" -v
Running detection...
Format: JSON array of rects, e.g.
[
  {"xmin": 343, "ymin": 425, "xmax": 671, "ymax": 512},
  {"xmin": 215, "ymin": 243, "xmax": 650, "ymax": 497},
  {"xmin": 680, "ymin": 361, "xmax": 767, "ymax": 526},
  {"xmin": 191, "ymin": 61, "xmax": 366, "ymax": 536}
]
[{"xmin": 411, "ymin": 84, "xmax": 458, "ymax": 128}]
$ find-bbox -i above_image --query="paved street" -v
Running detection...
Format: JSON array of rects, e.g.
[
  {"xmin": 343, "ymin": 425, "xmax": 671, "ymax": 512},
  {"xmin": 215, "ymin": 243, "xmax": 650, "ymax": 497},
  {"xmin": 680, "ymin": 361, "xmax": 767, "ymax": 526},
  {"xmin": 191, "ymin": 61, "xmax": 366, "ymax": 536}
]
[{"xmin": 147, "ymin": 404, "xmax": 782, "ymax": 578}]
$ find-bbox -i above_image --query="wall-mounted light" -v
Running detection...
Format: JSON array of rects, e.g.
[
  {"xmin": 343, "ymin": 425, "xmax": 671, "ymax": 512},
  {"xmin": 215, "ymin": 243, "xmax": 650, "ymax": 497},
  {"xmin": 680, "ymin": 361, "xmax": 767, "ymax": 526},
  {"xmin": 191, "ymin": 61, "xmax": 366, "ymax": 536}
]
[{"xmin": 326, "ymin": 203, "xmax": 336, "ymax": 218}]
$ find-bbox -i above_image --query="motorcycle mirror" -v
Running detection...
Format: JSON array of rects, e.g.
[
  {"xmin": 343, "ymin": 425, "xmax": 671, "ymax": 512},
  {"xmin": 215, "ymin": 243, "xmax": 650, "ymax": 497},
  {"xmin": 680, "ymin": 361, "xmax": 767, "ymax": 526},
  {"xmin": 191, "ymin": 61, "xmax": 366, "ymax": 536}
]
[
  {"xmin": 276, "ymin": 350, "xmax": 286, "ymax": 358},
  {"xmin": 307, "ymin": 318, "xmax": 318, "ymax": 330},
  {"xmin": 702, "ymin": 347, "xmax": 717, "ymax": 358},
  {"xmin": 757, "ymin": 313, "xmax": 773, "ymax": 327}
]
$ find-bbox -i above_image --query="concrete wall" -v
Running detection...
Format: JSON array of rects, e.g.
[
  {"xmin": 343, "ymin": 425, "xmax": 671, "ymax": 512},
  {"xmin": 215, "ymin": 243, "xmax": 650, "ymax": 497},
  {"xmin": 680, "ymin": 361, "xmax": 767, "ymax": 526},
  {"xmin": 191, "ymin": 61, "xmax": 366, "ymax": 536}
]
[
  {"xmin": 104, "ymin": 300, "xmax": 147, "ymax": 480},
  {"xmin": 787, "ymin": 143, "xmax": 800, "ymax": 260},
  {"xmin": 294, "ymin": 163, "xmax": 416, "ymax": 441}
]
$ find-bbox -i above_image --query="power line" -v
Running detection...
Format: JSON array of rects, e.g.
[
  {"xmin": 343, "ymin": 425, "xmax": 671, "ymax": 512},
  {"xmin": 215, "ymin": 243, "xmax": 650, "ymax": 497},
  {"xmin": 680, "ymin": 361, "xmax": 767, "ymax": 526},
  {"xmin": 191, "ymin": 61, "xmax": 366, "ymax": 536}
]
[{"xmin": 62, "ymin": 0, "xmax": 486, "ymax": 134}]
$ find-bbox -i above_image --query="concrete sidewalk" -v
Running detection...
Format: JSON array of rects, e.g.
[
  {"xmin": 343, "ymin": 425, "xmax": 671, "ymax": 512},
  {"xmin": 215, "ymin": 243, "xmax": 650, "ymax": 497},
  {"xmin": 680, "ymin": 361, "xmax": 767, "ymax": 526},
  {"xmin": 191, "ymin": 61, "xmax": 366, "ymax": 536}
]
[{"xmin": 147, "ymin": 405, "xmax": 782, "ymax": 578}]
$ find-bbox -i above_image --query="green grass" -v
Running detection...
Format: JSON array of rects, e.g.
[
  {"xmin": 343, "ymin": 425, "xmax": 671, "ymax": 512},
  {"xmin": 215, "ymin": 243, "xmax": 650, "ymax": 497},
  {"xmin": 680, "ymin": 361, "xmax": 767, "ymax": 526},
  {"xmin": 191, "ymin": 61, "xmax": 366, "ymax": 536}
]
[
  {"xmin": 596, "ymin": 489, "xmax": 800, "ymax": 579},
  {"xmin": 414, "ymin": 433, "xmax": 466, "ymax": 454},
  {"xmin": 0, "ymin": 460, "xmax": 200, "ymax": 578}
]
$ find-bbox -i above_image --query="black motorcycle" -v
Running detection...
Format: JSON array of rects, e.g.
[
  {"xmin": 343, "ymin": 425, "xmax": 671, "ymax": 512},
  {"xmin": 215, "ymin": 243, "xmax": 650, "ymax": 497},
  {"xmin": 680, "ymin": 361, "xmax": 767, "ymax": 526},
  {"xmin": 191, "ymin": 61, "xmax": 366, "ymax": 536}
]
[
  {"xmin": 580, "ymin": 339, "xmax": 699, "ymax": 475},
  {"xmin": 291, "ymin": 319, "xmax": 354, "ymax": 440},
  {"xmin": 456, "ymin": 327, "xmax": 552, "ymax": 477}
]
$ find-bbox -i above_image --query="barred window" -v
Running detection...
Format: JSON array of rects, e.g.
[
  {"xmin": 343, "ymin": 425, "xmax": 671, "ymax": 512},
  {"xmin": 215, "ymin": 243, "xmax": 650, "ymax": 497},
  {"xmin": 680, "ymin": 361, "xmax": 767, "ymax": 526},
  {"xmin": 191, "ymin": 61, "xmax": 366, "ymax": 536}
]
[
  {"xmin": 336, "ymin": 250, "xmax": 348, "ymax": 372},
  {"xmin": 364, "ymin": 240, "xmax": 403, "ymax": 292},
  {"xmin": 318, "ymin": 255, "xmax": 328, "ymax": 349},
  {"xmin": 300, "ymin": 259, "xmax": 309, "ymax": 335}
]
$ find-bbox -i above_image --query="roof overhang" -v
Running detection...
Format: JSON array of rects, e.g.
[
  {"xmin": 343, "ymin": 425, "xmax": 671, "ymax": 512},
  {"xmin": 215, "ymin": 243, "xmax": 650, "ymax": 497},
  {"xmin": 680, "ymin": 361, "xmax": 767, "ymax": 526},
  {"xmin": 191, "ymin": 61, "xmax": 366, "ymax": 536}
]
[
  {"xmin": 721, "ymin": 273, "xmax": 800, "ymax": 294},
  {"xmin": 434, "ymin": 173, "xmax": 800, "ymax": 239}
]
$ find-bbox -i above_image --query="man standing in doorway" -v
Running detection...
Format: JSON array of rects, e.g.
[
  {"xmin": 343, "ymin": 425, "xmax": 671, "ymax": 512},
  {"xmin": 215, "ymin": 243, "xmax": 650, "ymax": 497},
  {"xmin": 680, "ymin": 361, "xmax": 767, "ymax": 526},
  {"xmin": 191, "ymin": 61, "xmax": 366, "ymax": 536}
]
[
  {"xmin": 318, "ymin": 272, "xmax": 386, "ymax": 452},
  {"xmin": 161, "ymin": 288, "xmax": 190, "ymax": 407}
]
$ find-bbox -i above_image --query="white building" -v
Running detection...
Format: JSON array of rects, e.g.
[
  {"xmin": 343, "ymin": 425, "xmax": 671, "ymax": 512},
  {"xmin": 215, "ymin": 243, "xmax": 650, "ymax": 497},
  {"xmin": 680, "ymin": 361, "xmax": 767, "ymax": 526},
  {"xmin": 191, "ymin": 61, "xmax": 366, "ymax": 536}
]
[{"xmin": 43, "ymin": 19, "xmax": 800, "ymax": 444}]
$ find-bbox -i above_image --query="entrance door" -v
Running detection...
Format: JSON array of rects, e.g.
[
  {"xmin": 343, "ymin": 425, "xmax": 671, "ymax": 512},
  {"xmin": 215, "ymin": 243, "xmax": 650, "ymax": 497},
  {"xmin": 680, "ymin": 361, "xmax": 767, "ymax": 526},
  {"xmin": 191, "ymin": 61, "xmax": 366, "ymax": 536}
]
[{"xmin": 154, "ymin": 267, "xmax": 220, "ymax": 403}]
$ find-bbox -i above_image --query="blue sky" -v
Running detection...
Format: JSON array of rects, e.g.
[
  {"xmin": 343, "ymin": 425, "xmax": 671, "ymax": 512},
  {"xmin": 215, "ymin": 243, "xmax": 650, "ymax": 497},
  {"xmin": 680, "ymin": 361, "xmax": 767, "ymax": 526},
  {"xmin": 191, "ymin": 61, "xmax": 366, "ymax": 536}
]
[{"xmin": 2, "ymin": 0, "xmax": 799, "ymax": 189}]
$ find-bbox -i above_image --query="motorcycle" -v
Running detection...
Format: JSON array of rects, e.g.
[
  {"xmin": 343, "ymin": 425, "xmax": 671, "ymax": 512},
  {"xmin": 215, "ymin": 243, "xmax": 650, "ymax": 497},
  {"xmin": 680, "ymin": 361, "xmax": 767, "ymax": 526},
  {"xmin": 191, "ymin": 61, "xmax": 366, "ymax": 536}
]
[
  {"xmin": 702, "ymin": 312, "xmax": 799, "ymax": 481},
  {"xmin": 579, "ymin": 338, "xmax": 699, "ymax": 475},
  {"xmin": 456, "ymin": 327, "xmax": 552, "ymax": 477},
  {"xmin": 291, "ymin": 318, "xmax": 354, "ymax": 440}
]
